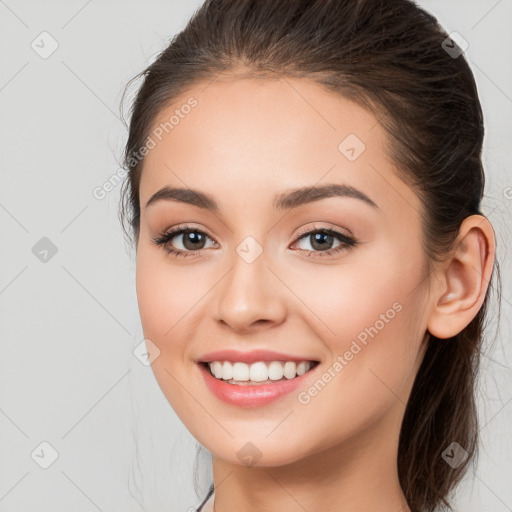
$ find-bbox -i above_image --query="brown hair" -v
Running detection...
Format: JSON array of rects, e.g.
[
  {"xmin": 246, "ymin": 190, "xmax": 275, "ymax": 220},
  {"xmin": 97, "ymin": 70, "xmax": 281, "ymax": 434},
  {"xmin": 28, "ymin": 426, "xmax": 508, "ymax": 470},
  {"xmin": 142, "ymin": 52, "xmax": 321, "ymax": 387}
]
[{"xmin": 118, "ymin": 1, "xmax": 503, "ymax": 510}]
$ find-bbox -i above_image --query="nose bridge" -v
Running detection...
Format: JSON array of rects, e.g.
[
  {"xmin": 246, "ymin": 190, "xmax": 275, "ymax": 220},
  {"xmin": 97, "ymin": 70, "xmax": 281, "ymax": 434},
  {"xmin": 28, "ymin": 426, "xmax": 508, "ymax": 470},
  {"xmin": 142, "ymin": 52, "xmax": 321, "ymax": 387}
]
[{"xmin": 214, "ymin": 234, "xmax": 286, "ymax": 331}]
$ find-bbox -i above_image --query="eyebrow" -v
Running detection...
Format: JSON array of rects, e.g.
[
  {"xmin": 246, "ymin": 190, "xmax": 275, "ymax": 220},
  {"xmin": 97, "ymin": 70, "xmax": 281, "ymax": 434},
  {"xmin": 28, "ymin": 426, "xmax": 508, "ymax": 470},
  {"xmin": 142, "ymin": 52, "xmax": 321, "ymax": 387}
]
[{"xmin": 145, "ymin": 183, "xmax": 379, "ymax": 211}]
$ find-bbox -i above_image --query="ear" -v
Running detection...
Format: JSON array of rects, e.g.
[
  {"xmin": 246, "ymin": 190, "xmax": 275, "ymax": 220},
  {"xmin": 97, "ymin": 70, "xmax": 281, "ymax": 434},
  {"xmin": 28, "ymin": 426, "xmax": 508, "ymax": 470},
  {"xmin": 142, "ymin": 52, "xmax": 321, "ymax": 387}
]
[{"xmin": 427, "ymin": 214, "xmax": 496, "ymax": 339}]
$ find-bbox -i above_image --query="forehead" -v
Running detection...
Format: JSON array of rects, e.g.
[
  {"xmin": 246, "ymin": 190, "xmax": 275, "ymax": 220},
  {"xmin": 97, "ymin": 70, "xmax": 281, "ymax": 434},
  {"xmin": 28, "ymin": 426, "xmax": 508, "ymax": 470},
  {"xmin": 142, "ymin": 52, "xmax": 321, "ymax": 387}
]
[{"xmin": 139, "ymin": 76, "xmax": 419, "ymax": 217}]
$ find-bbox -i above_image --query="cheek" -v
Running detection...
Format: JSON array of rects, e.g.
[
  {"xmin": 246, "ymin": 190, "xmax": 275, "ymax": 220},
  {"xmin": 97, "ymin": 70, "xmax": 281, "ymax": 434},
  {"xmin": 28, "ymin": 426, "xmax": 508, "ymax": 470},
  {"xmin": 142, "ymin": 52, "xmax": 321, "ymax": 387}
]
[
  {"xmin": 135, "ymin": 251, "xmax": 201, "ymax": 407},
  {"xmin": 136, "ymin": 242, "xmax": 191, "ymax": 315},
  {"xmin": 281, "ymin": 253, "xmax": 412, "ymax": 343},
  {"xmin": 135, "ymin": 250, "xmax": 191, "ymax": 345},
  {"xmin": 289, "ymin": 234, "xmax": 424, "ymax": 344},
  {"xmin": 135, "ymin": 248, "xmax": 217, "ymax": 371},
  {"xmin": 289, "ymin": 252, "xmax": 426, "ymax": 429},
  {"xmin": 283, "ymin": 247, "xmax": 425, "ymax": 397}
]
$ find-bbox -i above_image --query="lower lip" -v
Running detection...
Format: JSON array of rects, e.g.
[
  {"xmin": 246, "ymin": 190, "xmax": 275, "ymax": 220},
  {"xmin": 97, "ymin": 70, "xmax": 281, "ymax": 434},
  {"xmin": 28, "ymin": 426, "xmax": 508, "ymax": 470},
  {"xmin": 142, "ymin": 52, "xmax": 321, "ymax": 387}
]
[{"xmin": 197, "ymin": 362, "xmax": 319, "ymax": 408}]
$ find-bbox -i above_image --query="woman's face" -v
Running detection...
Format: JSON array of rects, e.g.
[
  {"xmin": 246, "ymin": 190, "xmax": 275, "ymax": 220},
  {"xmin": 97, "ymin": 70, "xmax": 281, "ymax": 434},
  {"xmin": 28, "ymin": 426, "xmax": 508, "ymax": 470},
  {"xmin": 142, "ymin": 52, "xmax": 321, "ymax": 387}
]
[{"xmin": 136, "ymin": 77, "xmax": 432, "ymax": 466}]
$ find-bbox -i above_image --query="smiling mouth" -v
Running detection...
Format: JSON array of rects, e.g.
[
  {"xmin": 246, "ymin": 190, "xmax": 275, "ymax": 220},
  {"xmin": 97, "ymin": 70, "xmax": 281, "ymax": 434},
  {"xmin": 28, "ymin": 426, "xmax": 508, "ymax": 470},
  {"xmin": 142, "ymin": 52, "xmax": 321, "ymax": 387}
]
[{"xmin": 200, "ymin": 360, "xmax": 320, "ymax": 385}]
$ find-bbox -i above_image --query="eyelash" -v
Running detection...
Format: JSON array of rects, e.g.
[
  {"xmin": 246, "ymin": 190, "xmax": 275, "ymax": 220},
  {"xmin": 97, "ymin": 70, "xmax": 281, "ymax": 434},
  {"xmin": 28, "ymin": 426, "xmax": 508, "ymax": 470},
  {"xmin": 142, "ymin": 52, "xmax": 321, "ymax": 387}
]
[{"xmin": 151, "ymin": 224, "xmax": 358, "ymax": 259}]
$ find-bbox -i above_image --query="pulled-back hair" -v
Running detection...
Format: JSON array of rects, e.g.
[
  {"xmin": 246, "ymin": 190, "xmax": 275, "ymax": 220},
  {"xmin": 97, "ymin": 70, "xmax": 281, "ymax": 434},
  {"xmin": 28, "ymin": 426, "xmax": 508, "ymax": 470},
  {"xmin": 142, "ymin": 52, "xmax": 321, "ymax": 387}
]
[{"xmin": 119, "ymin": 1, "xmax": 503, "ymax": 510}]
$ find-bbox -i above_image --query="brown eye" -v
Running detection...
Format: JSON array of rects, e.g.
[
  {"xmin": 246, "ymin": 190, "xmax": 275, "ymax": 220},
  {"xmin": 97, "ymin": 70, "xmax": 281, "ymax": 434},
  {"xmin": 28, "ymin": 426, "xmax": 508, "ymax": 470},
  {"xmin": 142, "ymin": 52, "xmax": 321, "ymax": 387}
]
[
  {"xmin": 304, "ymin": 231, "xmax": 336, "ymax": 251},
  {"xmin": 177, "ymin": 230, "xmax": 208, "ymax": 250},
  {"xmin": 291, "ymin": 226, "xmax": 358, "ymax": 258},
  {"xmin": 151, "ymin": 225, "xmax": 218, "ymax": 258}
]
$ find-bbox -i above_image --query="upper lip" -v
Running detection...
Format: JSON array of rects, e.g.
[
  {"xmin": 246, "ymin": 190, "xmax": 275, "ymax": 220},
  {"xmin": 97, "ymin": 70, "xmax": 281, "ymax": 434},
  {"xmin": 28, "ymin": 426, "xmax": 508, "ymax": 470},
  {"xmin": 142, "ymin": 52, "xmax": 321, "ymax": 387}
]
[{"xmin": 195, "ymin": 349, "xmax": 320, "ymax": 364}]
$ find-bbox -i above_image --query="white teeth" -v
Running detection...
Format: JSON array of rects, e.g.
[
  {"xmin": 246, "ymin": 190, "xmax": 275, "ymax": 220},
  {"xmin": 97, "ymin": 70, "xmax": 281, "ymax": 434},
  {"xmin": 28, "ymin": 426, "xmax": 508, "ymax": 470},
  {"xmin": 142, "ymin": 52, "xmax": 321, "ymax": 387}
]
[
  {"xmin": 232, "ymin": 361, "xmax": 250, "ymax": 381},
  {"xmin": 296, "ymin": 361, "xmax": 308, "ymax": 376},
  {"xmin": 283, "ymin": 361, "xmax": 297, "ymax": 379},
  {"xmin": 222, "ymin": 361, "xmax": 233, "ymax": 380},
  {"xmin": 207, "ymin": 360, "xmax": 316, "ymax": 382},
  {"xmin": 268, "ymin": 361, "xmax": 284, "ymax": 380},
  {"xmin": 249, "ymin": 362, "xmax": 267, "ymax": 382},
  {"xmin": 211, "ymin": 361, "xmax": 223, "ymax": 379}
]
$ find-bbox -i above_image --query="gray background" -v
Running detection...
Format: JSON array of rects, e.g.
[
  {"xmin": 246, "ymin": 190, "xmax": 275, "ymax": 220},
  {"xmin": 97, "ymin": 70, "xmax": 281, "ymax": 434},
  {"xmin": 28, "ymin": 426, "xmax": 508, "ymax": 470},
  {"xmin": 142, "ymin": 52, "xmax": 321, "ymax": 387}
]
[{"xmin": 0, "ymin": 1, "xmax": 510, "ymax": 511}]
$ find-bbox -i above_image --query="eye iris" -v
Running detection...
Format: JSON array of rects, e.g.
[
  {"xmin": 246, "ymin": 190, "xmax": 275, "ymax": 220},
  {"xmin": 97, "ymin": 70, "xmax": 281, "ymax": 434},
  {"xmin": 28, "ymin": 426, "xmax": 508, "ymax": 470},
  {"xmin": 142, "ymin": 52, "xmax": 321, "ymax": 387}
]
[
  {"xmin": 182, "ymin": 231, "xmax": 206, "ymax": 250},
  {"xmin": 310, "ymin": 232, "xmax": 334, "ymax": 251}
]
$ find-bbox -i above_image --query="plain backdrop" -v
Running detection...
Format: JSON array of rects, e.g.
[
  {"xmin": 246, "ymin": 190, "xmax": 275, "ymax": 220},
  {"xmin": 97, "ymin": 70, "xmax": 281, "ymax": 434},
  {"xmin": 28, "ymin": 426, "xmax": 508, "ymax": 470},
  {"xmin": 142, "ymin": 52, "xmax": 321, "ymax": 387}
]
[{"xmin": 0, "ymin": 1, "xmax": 511, "ymax": 511}]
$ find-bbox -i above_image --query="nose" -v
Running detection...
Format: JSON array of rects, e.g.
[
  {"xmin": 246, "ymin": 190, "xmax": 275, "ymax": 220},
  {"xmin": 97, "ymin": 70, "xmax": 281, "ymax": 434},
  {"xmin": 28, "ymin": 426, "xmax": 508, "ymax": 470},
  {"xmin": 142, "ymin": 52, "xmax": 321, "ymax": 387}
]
[{"xmin": 214, "ymin": 245, "xmax": 287, "ymax": 334}]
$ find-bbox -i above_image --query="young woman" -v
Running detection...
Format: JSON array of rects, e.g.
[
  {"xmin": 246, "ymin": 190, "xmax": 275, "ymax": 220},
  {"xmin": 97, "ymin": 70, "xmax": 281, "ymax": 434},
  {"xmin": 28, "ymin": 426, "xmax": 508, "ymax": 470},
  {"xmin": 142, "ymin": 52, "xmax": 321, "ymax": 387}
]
[{"xmin": 119, "ymin": 1, "xmax": 502, "ymax": 510}]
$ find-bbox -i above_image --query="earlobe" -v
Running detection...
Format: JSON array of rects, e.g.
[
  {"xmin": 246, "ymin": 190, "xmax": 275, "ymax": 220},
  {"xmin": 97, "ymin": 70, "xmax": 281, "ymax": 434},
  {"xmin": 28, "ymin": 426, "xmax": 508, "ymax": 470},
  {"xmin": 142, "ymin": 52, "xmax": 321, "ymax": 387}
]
[{"xmin": 426, "ymin": 215, "xmax": 496, "ymax": 340}]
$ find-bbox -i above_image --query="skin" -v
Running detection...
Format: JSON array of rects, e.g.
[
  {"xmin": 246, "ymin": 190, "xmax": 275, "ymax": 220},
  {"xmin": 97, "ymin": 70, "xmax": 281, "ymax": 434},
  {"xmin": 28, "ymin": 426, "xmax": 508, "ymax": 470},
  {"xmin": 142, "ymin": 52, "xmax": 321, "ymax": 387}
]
[{"xmin": 135, "ymin": 76, "xmax": 496, "ymax": 512}]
